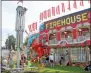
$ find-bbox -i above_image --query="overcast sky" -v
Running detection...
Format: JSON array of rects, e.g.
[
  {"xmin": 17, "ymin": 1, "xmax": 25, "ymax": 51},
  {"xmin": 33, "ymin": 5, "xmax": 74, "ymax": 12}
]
[{"xmin": 2, "ymin": 1, "xmax": 90, "ymax": 47}]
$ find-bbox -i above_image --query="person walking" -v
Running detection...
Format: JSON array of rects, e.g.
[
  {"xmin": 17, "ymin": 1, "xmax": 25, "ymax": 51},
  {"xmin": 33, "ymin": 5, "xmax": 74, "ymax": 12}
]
[
  {"xmin": 49, "ymin": 54, "xmax": 54, "ymax": 67},
  {"xmin": 41, "ymin": 56, "xmax": 46, "ymax": 69},
  {"xmin": 20, "ymin": 53, "xmax": 26, "ymax": 68},
  {"xmin": 45, "ymin": 56, "xmax": 49, "ymax": 66},
  {"xmin": 59, "ymin": 56, "xmax": 64, "ymax": 66},
  {"xmin": 8, "ymin": 53, "xmax": 13, "ymax": 68},
  {"xmin": 65, "ymin": 49, "xmax": 71, "ymax": 66}
]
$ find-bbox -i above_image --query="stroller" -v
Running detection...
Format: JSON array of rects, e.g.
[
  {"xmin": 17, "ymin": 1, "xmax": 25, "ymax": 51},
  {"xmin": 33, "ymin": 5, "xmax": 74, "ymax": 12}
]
[{"xmin": 84, "ymin": 64, "xmax": 91, "ymax": 71}]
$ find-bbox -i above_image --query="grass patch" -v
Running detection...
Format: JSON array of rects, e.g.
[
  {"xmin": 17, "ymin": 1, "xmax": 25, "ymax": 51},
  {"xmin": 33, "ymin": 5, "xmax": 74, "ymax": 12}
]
[{"xmin": 24, "ymin": 65, "xmax": 90, "ymax": 73}]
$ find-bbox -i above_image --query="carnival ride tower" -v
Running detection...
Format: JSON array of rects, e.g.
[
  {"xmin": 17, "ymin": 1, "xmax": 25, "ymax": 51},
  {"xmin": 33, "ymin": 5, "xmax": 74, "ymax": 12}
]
[{"xmin": 15, "ymin": 5, "xmax": 27, "ymax": 68}]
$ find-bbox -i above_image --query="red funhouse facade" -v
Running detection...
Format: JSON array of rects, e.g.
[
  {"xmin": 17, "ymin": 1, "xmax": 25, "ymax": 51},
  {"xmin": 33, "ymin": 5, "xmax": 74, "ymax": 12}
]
[{"xmin": 39, "ymin": 8, "xmax": 91, "ymax": 66}]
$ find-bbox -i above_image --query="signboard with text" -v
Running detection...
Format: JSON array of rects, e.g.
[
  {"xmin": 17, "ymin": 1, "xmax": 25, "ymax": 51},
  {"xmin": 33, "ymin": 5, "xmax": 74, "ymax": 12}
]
[
  {"xmin": 44, "ymin": 8, "xmax": 90, "ymax": 30},
  {"xmin": 28, "ymin": 1, "xmax": 91, "ymax": 33}
]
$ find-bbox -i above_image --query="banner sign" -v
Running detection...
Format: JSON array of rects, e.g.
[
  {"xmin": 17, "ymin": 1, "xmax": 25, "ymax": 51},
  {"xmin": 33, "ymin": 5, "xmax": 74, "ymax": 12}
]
[
  {"xmin": 28, "ymin": 22, "xmax": 37, "ymax": 32},
  {"xmin": 39, "ymin": 0, "xmax": 90, "ymax": 21},
  {"xmin": 44, "ymin": 8, "xmax": 90, "ymax": 30},
  {"xmin": 28, "ymin": 0, "xmax": 91, "ymax": 33}
]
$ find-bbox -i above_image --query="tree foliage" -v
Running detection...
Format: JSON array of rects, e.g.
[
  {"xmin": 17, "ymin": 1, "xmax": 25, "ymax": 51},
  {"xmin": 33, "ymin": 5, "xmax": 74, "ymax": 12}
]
[
  {"xmin": 5, "ymin": 35, "xmax": 16, "ymax": 50},
  {"xmin": 23, "ymin": 37, "xmax": 28, "ymax": 46},
  {"xmin": 1, "ymin": 46, "xmax": 6, "ymax": 50}
]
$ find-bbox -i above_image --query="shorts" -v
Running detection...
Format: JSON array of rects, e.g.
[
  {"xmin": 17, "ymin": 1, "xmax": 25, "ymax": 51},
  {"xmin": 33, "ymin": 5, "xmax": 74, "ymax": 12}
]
[{"xmin": 50, "ymin": 60, "xmax": 53, "ymax": 63}]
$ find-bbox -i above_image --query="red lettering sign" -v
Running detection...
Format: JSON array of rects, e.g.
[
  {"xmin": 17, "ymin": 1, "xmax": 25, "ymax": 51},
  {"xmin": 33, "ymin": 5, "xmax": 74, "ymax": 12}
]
[
  {"xmin": 52, "ymin": 7, "xmax": 55, "ymax": 16},
  {"xmin": 68, "ymin": 1, "xmax": 71, "ymax": 11},
  {"xmin": 56, "ymin": 5, "xmax": 60, "ymax": 15},
  {"xmin": 43, "ymin": 10, "xmax": 47, "ymax": 19},
  {"xmin": 61, "ymin": 3, "xmax": 65, "ymax": 12},
  {"xmin": 28, "ymin": 25, "xmax": 32, "ymax": 32},
  {"xmin": 73, "ymin": 0, "xmax": 77, "ymax": 9},
  {"xmin": 47, "ymin": 9, "xmax": 51, "ymax": 17},
  {"xmin": 39, "ymin": 1, "xmax": 89, "ymax": 21},
  {"xmin": 35, "ymin": 22, "xmax": 37, "ymax": 30},
  {"xmin": 32, "ymin": 23, "xmax": 35, "ymax": 31},
  {"xmin": 40, "ymin": 13, "xmax": 43, "ymax": 20},
  {"xmin": 80, "ymin": 0, "xmax": 84, "ymax": 6},
  {"xmin": 88, "ymin": 0, "xmax": 91, "ymax": 4},
  {"xmin": 28, "ymin": 22, "xmax": 37, "ymax": 32}
]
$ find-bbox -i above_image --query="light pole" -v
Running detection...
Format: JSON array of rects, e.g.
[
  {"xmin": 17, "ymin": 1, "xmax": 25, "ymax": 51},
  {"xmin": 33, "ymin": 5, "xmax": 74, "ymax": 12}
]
[
  {"xmin": 7, "ymin": 33, "xmax": 10, "ymax": 50},
  {"xmin": 15, "ymin": 5, "xmax": 27, "ymax": 69},
  {"xmin": 89, "ymin": 22, "xmax": 91, "ymax": 66}
]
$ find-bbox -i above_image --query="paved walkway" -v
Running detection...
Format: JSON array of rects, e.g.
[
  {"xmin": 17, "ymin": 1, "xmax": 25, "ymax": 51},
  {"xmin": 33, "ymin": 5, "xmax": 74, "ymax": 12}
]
[{"xmin": 2, "ymin": 67, "xmax": 24, "ymax": 73}]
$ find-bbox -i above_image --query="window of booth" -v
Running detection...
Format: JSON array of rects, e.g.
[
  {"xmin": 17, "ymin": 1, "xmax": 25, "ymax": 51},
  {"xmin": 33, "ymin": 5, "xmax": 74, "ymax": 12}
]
[
  {"xmin": 61, "ymin": 30, "xmax": 73, "ymax": 42},
  {"xmin": 77, "ymin": 22, "xmax": 90, "ymax": 42},
  {"xmin": 77, "ymin": 28, "xmax": 89, "ymax": 42},
  {"xmin": 70, "ymin": 47, "xmax": 86, "ymax": 62},
  {"xmin": 49, "ymin": 33, "xmax": 57, "ymax": 44},
  {"xmin": 82, "ymin": 28, "xmax": 90, "ymax": 38},
  {"xmin": 78, "ymin": 28, "xmax": 89, "ymax": 36}
]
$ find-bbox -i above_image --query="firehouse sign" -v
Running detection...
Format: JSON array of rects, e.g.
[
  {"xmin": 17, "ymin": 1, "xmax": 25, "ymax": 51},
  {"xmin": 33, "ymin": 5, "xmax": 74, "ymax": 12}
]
[
  {"xmin": 45, "ymin": 8, "xmax": 90, "ymax": 30},
  {"xmin": 28, "ymin": 0, "xmax": 91, "ymax": 32}
]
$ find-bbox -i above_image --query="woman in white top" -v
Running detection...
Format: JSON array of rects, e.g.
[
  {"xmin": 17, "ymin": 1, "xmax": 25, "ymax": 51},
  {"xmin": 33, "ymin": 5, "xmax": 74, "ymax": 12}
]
[{"xmin": 49, "ymin": 54, "xmax": 54, "ymax": 67}]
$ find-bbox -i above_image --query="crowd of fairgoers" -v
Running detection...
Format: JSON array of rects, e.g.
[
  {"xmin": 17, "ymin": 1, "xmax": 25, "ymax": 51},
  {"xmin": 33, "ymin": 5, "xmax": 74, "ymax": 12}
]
[
  {"xmin": 1, "ymin": 47, "xmax": 68, "ymax": 68},
  {"xmin": 1, "ymin": 49, "xmax": 54, "ymax": 68},
  {"xmin": 1, "ymin": 47, "xmax": 91, "ymax": 72}
]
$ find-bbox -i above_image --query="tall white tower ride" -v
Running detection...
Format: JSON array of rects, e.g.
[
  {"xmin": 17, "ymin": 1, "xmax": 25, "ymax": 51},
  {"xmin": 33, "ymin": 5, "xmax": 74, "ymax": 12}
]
[{"xmin": 15, "ymin": 5, "xmax": 27, "ymax": 68}]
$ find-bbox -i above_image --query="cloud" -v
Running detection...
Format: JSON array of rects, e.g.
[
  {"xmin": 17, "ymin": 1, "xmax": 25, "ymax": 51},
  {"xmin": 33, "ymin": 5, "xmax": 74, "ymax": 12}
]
[
  {"xmin": 2, "ymin": 1, "xmax": 16, "ymax": 46},
  {"xmin": 2, "ymin": 12, "xmax": 16, "ymax": 30}
]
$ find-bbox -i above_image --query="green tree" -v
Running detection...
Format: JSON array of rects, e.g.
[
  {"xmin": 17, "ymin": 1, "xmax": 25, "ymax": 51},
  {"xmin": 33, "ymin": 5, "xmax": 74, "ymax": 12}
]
[
  {"xmin": 1, "ymin": 46, "xmax": 6, "ymax": 50},
  {"xmin": 5, "ymin": 35, "xmax": 16, "ymax": 50},
  {"xmin": 23, "ymin": 37, "xmax": 28, "ymax": 46}
]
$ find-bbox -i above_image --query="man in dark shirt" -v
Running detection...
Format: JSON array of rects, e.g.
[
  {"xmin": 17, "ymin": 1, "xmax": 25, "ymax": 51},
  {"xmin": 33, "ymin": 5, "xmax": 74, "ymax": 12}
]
[{"xmin": 45, "ymin": 56, "xmax": 49, "ymax": 66}]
